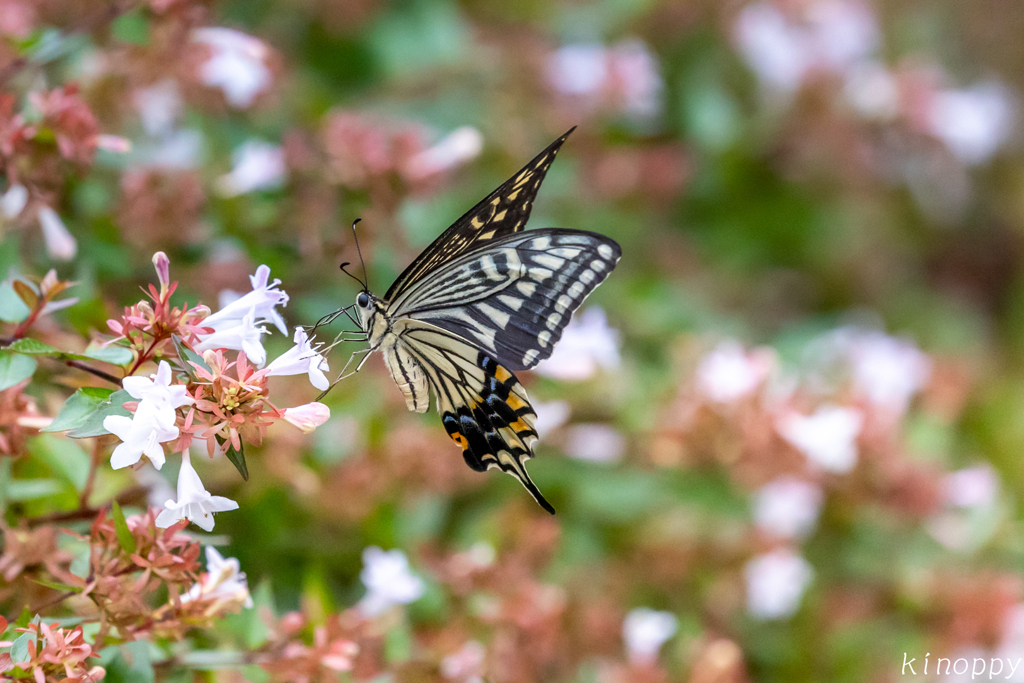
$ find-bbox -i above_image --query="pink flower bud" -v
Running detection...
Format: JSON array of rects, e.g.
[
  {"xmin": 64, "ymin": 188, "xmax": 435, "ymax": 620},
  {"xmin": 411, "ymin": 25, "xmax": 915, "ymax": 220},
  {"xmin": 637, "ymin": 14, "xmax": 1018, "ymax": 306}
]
[
  {"xmin": 152, "ymin": 251, "xmax": 171, "ymax": 292},
  {"xmin": 282, "ymin": 402, "xmax": 330, "ymax": 433}
]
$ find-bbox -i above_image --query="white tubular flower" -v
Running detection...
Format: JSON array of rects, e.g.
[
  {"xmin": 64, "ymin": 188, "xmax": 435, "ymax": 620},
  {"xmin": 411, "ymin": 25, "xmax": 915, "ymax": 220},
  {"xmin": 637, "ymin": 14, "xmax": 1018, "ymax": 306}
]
[
  {"xmin": 928, "ymin": 81, "xmax": 1014, "ymax": 165},
  {"xmin": 359, "ymin": 546, "xmax": 425, "ymax": 617},
  {"xmin": 404, "ymin": 126, "xmax": 484, "ymax": 182},
  {"xmin": 533, "ymin": 400, "xmax": 571, "ymax": 440},
  {"xmin": 123, "ymin": 360, "xmax": 194, "ymax": 416},
  {"xmin": 776, "ymin": 405, "xmax": 863, "ymax": 474},
  {"xmin": 533, "ymin": 307, "xmax": 621, "ymax": 381},
  {"xmin": 216, "ymin": 139, "xmax": 287, "ymax": 197},
  {"xmin": 1, "ymin": 183, "xmax": 27, "ymax": 219},
  {"xmin": 199, "ymin": 264, "xmax": 289, "ymax": 335},
  {"xmin": 155, "ymin": 453, "xmax": 239, "ymax": 531},
  {"xmin": 266, "ymin": 327, "xmax": 330, "ymax": 390},
  {"xmin": 562, "ymin": 423, "xmax": 626, "ymax": 464},
  {"xmin": 182, "ymin": 546, "xmax": 253, "ymax": 609},
  {"xmin": 104, "ymin": 401, "xmax": 179, "ymax": 470},
  {"xmin": 623, "ymin": 608, "xmax": 678, "ymax": 664},
  {"xmin": 753, "ymin": 476, "xmax": 824, "ymax": 539},
  {"xmin": 744, "ymin": 549, "xmax": 813, "ymax": 620},
  {"xmin": 133, "ymin": 79, "xmax": 183, "ymax": 137},
  {"xmin": 192, "ymin": 27, "xmax": 272, "ymax": 109},
  {"xmin": 282, "ymin": 402, "xmax": 331, "ymax": 433},
  {"xmin": 194, "ymin": 307, "xmax": 269, "ymax": 365},
  {"xmin": 696, "ymin": 341, "xmax": 775, "ymax": 404},
  {"xmin": 38, "ymin": 205, "xmax": 77, "ymax": 261}
]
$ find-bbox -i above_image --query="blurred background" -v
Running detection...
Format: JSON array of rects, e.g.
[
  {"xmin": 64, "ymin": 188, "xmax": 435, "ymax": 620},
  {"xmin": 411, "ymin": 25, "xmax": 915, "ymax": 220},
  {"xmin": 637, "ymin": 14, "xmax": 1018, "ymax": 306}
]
[{"xmin": 5, "ymin": 0, "xmax": 1024, "ymax": 680}]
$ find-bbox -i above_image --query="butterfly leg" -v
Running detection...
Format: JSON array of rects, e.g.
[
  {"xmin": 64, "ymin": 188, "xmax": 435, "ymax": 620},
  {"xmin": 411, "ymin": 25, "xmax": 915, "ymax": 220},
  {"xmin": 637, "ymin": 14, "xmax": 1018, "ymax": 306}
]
[{"xmin": 315, "ymin": 346, "xmax": 374, "ymax": 400}]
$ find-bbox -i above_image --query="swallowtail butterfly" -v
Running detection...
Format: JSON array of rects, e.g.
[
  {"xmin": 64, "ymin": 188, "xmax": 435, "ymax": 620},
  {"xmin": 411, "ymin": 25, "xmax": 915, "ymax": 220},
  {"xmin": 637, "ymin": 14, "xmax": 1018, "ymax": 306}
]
[{"xmin": 325, "ymin": 128, "xmax": 621, "ymax": 513}]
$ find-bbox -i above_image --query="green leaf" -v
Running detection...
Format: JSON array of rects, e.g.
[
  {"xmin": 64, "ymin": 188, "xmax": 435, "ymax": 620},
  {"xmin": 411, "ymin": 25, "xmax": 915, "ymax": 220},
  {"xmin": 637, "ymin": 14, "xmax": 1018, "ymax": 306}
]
[
  {"xmin": 98, "ymin": 641, "xmax": 155, "ymax": 683},
  {"xmin": 10, "ymin": 632, "xmax": 31, "ymax": 665},
  {"xmin": 68, "ymin": 388, "xmax": 132, "ymax": 438},
  {"xmin": 0, "ymin": 351, "xmax": 36, "ymax": 390},
  {"xmin": 0, "ymin": 281, "xmax": 30, "ymax": 323},
  {"xmin": 172, "ymin": 334, "xmax": 211, "ymax": 378},
  {"xmin": 111, "ymin": 501, "xmax": 137, "ymax": 556},
  {"xmin": 30, "ymin": 578, "xmax": 82, "ymax": 594},
  {"xmin": 43, "ymin": 387, "xmax": 114, "ymax": 433},
  {"xmin": 81, "ymin": 344, "xmax": 133, "ymax": 366},
  {"xmin": 30, "ymin": 435, "xmax": 91, "ymax": 492},
  {"xmin": 112, "ymin": 7, "xmax": 150, "ymax": 46},
  {"xmin": 224, "ymin": 440, "xmax": 249, "ymax": 481},
  {"xmin": 5, "ymin": 479, "xmax": 63, "ymax": 501},
  {"xmin": 8, "ymin": 337, "xmax": 60, "ymax": 355}
]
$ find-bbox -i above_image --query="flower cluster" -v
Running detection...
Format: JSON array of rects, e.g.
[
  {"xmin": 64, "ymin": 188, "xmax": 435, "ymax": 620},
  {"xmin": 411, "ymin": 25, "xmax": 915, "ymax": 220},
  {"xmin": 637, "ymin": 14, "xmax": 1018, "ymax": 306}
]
[
  {"xmin": 98, "ymin": 252, "xmax": 331, "ymax": 532},
  {"xmin": 0, "ymin": 618, "xmax": 105, "ymax": 683}
]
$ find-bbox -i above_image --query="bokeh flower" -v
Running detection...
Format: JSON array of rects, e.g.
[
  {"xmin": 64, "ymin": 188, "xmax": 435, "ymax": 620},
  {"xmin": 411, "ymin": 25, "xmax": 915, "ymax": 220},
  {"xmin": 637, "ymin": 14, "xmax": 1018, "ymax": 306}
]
[
  {"xmin": 753, "ymin": 476, "xmax": 824, "ymax": 539},
  {"xmin": 192, "ymin": 28, "xmax": 272, "ymax": 108},
  {"xmin": 358, "ymin": 546, "xmax": 425, "ymax": 616},
  {"xmin": 533, "ymin": 307, "xmax": 620, "ymax": 381},
  {"xmin": 777, "ymin": 405, "xmax": 863, "ymax": 474},
  {"xmin": 744, "ymin": 548, "xmax": 814, "ymax": 620},
  {"xmin": 216, "ymin": 139, "xmax": 287, "ymax": 197},
  {"xmin": 622, "ymin": 607, "xmax": 678, "ymax": 664}
]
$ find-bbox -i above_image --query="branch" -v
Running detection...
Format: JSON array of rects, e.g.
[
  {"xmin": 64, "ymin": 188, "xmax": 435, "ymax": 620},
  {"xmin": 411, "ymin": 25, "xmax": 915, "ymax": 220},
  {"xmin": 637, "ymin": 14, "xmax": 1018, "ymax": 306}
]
[{"xmin": 64, "ymin": 359, "xmax": 123, "ymax": 387}]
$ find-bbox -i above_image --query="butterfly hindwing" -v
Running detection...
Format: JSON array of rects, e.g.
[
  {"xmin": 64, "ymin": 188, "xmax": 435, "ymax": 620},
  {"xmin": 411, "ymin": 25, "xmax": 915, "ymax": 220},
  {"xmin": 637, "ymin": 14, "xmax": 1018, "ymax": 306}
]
[
  {"xmin": 390, "ymin": 228, "xmax": 621, "ymax": 371},
  {"xmin": 384, "ymin": 128, "xmax": 576, "ymax": 301},
  {"xmin": 393, "ymin": 319, "xmax": 553, "ymax": 513}
]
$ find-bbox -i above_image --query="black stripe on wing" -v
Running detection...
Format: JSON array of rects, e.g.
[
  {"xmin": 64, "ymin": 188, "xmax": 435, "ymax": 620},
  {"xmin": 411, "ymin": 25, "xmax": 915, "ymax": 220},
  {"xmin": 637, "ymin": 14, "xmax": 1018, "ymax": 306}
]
[
  {"xmin": 396, "ymin": 323, "xmax": 554, "ymax": 514},
  {"xmin": 403, "ymin": 229, "xmax": 622, "ymax": 371},
  {"xmin": 384, "ymin": 128, "xmax": 576, "ymax": 302}
]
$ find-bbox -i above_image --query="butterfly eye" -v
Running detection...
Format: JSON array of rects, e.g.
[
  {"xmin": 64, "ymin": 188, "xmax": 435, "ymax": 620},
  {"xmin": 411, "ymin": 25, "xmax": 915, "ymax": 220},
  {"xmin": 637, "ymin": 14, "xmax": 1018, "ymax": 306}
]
[{"xmin": 357, "ymin": 292, "xmax": 370, "ymax": 307}]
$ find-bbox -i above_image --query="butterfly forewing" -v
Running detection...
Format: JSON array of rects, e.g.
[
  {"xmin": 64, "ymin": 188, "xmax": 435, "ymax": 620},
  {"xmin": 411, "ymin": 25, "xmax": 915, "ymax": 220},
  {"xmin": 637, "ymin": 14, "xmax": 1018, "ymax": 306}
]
[
  {"xmin": 384, "ymin": 127, "xmax": 576, "ymax": 301},
  {"xmin": 389, "ymin": 229, "xmax": 621, "ymax": 371}
]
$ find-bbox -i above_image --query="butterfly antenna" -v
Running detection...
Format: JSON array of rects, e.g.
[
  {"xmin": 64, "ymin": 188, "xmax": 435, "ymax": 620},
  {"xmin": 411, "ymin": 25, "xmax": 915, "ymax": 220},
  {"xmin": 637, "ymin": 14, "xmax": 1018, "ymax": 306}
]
[
  {"xmin": 351, "ymin": 218, "xmax": 369, "ymax": 291},
  {"xmin": 338, "ymin": 262, "xmax": 366, "ymax": 289}
]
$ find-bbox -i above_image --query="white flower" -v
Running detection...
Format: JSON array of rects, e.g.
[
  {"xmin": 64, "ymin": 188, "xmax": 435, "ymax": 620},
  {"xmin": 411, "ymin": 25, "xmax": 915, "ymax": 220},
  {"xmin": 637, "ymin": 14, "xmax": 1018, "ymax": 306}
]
[
  {"xmin": 533, "ymin": 307, "xmax": 620, "ymax": 381},
  {"xmin": 546, "ymin": 43, "xmax": 608, "ymax": 97},
  {"xmin": 926, "ymin": 465, "xmax": 1001, "ymax": 552},
  {"xmin": 122, "ymin": 360, "xmax": 194, "ymax": 417},
  {"xmin": 200, "ymin": 264, "xmax": 289, "ymax": 335},
  {"xmin": 804, "ymin": 0, "xmax": 879, "ymax": 73},
  {"xmin": 610, "ymin": 39, "xmax": 663, "ymax": 119},
  {"xmin": 945, "ymin": 466, "xmax": 998, "ymax": 509},
  {"xmin": 777, "ymin": 405, "xmax": 863, "ymax": 474},
  {"xmin": 533, "ymin": 400, "xmax": 571, "ymax": 440},
  {"xmin": 104, "ymin": 362, "xmax": 190, "ymax": 470},
  {"xmin": 744, "ymin": 549, "xmax": 813, "ymax": 620},
  {"xmin": 133, "ymin": 79, "xmax": 182, "ymax": 137},
  {"xmin": 622, "ymin": 608, "xmax": 678, "ymax": 664},
  {"xmin": 404, "ymin": 126, "xmax": 484, "ymax": 182},
  {"xmin": 156, "ymin": 453, "xmax": 239, "ymax": 532},
  {"xmin": 928, "ymin": 82, "xmax": 1014, "ymax": 165},
  {"xmin": 734, "ymin": 2, "xmax": 811, "ymax": 93},
  {"xmin": 134, "ymin": 129, "xmax": 205, "ymax": 170},
  {"xmin": 843, "ymin": 61, "xmax": 900, "ymax": 121},
  {"xmin": 182, "ymin": 546, "xmax": 253, "ymax": 609},
  {"xmin": 734, "ymin": 0, "xmax": 880, "ymax": 94},
  {"xmin": 824, "ymin": 327, "xmax": 932, "ymax": 415},
  {"xmin": 282, "ymin": 402, "xmax": 331, "ymax": 433},
  {"xmin": 103, "ymin": 401, "xmax": 179, "ymax": 470},
  {"xmin": 1, "ymin": 183, "xmax": 27, "ymax": 219},
  {"xmin": 359, "ymin": 546, "xmax": 425, "ymax": 617},
  {"xmin": 192, "ymin": 27, "xmax": 272, "ymax": 109},
  {"xmin": 194, "ymin": 307, "xmax": 269, "ymax": 365},
  {"xmin": 266, "ymin": 327, "xmax": 330, "ymax": 390},
  {"xmin": 753, "ymin": 476, "xmax": 824, "ymax": 539},
  {"xmin": 215, "ymin": 139, "xmax": 287, "ymax": 197},
  {"xmin": 440, "ymin": 641, "xmax": 486, "ymax": 682},
  {"xmin": 38, "ymin": 206, "xmax": 76, "ymax": 261},
  {"xmin": 696, "ymin": 341, "xmax": 775, "ymax": 404},
  {"xmin": 562, "ymin": 423, "xmax": 625, "ymax": 464}
]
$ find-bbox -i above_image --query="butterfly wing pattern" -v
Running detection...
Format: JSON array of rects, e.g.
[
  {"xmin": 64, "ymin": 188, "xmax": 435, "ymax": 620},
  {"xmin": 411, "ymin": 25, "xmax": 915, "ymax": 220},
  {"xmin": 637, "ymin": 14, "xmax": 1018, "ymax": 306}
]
[{"xmin": 358, "ymin": 128, "xmax": 620, "ymax": 514}]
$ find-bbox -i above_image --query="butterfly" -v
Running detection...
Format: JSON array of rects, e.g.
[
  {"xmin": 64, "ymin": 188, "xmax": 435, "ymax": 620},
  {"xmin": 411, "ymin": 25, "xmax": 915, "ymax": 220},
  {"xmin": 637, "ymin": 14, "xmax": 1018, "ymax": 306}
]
[{"xmin": 321, "ymin": 128, "xmax": 621, "ymax": 514}]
